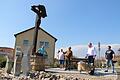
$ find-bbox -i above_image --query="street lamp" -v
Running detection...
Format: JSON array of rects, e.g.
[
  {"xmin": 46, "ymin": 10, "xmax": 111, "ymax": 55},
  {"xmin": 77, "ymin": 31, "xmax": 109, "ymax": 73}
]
[{"xmin": 31, "ymin": 4, "xmax": 47, "ymax": 55}]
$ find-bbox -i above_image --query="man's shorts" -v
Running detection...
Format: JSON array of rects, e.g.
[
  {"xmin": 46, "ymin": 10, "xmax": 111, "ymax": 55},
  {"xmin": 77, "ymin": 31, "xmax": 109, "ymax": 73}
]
[{"xmin": 59, "ymin": 60, "xmax": 64, "ymax": 64}]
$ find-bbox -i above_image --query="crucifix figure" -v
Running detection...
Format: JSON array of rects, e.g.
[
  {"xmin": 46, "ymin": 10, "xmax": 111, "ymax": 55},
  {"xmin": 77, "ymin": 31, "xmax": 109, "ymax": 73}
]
[{"xmin": 31, "ymin": 4, "xmax": 47, "ymax": 55}]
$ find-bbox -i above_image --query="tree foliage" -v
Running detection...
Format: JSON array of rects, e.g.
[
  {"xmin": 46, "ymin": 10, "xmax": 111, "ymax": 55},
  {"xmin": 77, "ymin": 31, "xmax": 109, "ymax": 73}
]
[{"xmin": 0, "ymin": 55, "xmax": 7, "ymax": 68}]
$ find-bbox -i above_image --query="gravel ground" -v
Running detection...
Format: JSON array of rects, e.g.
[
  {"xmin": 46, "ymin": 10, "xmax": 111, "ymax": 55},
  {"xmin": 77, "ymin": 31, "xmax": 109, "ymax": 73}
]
[
  {"xmin": 116, "ymin": 68, "xmax": 120, "ymax": 80},
  {"xmin": 0, "ymin": 68, "xmax": 118, "ymax": 80}
]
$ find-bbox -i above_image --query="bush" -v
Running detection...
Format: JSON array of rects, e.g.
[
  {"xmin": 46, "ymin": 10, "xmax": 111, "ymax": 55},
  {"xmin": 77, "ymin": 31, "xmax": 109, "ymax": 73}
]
[
  {"xmin": 117, "ymin": 59, "xmax": 120, "ymax": 66},
  {"xmin": 0, "ymin": 55, "xmax": 7, "ymax": 68},
  {"xmin": 53, "ymin": 61, "xmax": 60, "ymax": 68},
  {"xmin": 94, "ymin": 60, "xmax": 103, "ymax": 68}
]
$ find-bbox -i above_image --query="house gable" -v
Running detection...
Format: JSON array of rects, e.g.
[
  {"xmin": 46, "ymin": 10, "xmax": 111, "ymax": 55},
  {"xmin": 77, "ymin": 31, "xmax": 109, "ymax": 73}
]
[{"xmin": 14, "ymin": 27, "xmax": 57, "ymax": 42}]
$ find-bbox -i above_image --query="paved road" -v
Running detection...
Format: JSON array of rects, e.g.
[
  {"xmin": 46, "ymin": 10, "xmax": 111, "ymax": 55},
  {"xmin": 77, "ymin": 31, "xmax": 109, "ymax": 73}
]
[{"xmin": 0, "ymin": 68, "xmax": 118, "ymax": 80}]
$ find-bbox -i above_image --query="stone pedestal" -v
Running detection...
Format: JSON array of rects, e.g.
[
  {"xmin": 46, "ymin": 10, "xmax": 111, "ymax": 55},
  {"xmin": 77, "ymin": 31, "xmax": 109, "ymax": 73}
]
[{"xmin": 31, "ymin": 56, "xmax": 45, "ymax": 71}]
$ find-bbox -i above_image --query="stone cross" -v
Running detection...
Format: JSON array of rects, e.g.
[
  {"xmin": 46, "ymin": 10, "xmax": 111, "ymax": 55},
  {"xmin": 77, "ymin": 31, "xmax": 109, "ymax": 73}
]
[
  {"xmin": 21, "ymin": 46, "xmax": 31, "ymax": 76},
  {"xmin": 31, "ymin": 4, "xmax": 47, "ymax": 55}
]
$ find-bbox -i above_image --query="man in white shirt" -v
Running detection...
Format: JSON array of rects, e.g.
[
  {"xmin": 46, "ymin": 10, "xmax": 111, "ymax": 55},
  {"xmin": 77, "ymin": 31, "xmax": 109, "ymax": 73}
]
[
  {"xmin": 86, "ymin": 43, "xmax": 96, "ymax": 65},
  {"xmin": 86, "ymin": 43, "xmax": 96, "ymax": 75}
]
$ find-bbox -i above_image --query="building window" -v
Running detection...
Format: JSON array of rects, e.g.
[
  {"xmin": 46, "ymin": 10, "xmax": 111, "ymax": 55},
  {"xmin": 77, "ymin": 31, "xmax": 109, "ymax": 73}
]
[
  {"xmin": 45, "ymin": 42, "xmax": 49, "ymax": 48},
  {"xmin": 23, "ymin": 40, "xmax": 29, "ymax": 46},
  {"xmin": 39, "ymin": 41, "xmax": 44, "ymax": 47},
  {"xmin": 39, "ymin": 41, "xmax": 49, "ymax": 48}
]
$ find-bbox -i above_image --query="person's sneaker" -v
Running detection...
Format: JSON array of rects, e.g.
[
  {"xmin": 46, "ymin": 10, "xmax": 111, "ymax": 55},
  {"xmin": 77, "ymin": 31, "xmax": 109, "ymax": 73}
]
[
  {"xmin": 104, "ymin": 70, "xmax": 108, "ymax": 72},
  {"xmin": 64, "ymin": 68, "xmax": 67, "ymax": 71}
]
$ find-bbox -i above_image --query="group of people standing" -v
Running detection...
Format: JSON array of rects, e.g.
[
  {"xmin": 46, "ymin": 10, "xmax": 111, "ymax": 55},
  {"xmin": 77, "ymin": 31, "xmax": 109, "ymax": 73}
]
[
  {"xmin": 86, "ymin": 43, "xmax": 115, "ymax": 73},
  {"xmin": 57, "ymin": 47, "xmax": 73, "ymax": 70},
  {"xmin": 57, "ymin": 43, "xmax": 115, "ymax": 74}
]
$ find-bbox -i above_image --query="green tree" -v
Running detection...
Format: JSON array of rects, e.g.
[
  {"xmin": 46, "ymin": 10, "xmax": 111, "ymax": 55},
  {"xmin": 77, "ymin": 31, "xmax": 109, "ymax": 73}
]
[{"xmin": 0, "ymin": 55, "xmax": 7, "ymax": 68}]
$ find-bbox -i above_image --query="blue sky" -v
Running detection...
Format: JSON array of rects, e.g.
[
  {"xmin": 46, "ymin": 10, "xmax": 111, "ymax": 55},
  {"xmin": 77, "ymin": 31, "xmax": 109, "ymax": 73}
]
[{"xmin": 0, "ymin": 0, "xmax": 120, "ymax": 49}]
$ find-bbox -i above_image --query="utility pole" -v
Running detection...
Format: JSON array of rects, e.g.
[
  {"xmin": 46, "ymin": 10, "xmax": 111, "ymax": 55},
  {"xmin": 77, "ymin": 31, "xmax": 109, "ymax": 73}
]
[{"xmin": 98, "ymin": 42, "xmax": 101, "ymax": 67}]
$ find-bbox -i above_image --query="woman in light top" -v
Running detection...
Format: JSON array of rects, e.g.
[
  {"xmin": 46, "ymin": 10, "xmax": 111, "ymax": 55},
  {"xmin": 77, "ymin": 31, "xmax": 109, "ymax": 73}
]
[{"xmin": 58, "ymin": 49, "xmax": 65, "ymax": 68}]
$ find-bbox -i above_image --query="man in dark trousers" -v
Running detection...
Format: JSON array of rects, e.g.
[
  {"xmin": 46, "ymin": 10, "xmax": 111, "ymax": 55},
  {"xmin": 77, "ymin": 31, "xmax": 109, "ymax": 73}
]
[
  {"xmin": 86, "ymin": 43, "xmax": 96, "ymax": 75},
  {"xmin": 65, "ymin": 47, "xmax": 73, "ymax": 70},
  {"xmin": 105, "ymin": 46, "xmax": 115, "ymax": 73}
]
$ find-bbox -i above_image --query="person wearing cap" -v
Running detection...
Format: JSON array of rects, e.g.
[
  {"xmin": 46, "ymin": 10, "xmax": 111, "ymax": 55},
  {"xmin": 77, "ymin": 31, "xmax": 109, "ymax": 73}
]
[
  {"xmin": 104, "ymin": 46, "xmax": 115, "ymax": 73},
  {"xmin": 86, "ymin": 43, "xmax": 96, "ymax": 75}
]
